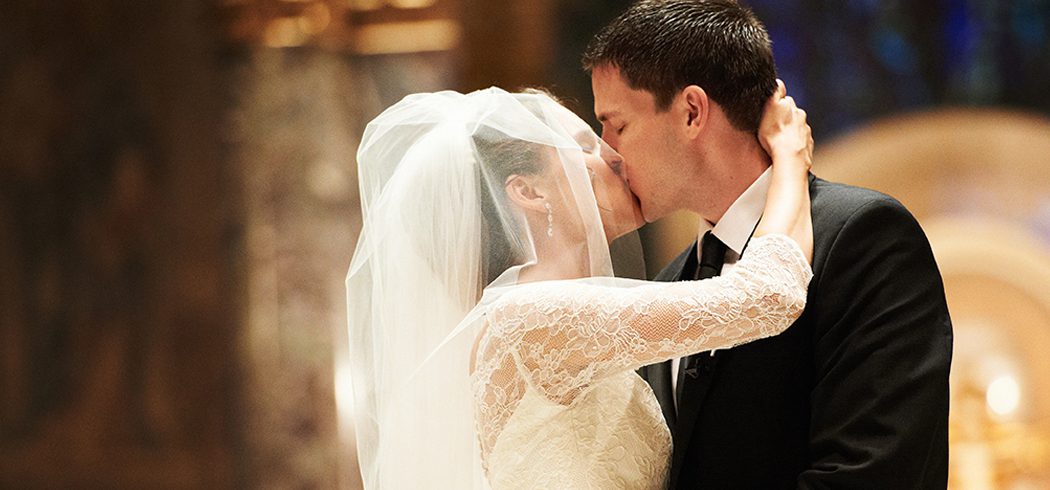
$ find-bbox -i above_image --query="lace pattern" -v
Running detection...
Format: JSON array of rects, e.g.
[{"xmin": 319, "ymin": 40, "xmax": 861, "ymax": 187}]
[{"xmin": 471, "ymin": 233, "xmax": 812, "ymax": 479}]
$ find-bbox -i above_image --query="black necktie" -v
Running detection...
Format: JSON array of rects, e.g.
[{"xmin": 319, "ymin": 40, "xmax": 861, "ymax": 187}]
[
  {"xmin": 676, "ymin": 231, "xmax": 727, "ymax": 403},
  {"xmin": 695, "ymin": 230, "xmax": 727, "ymax": 281}
]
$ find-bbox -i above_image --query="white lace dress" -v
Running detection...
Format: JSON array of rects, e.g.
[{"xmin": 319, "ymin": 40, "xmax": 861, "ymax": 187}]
[{"xmin": 471, "ymin": 234, "xmax": 812, "ymax": 489}]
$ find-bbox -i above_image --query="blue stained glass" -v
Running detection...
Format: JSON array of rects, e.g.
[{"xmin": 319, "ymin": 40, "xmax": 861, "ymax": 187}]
[
  {"xmin": 846, "ymin": 0, "xmax": 881, "ymax": 15},
  {"xmin": 944, "ymin": 0, "xmax": 976, "ymax": 71},
  {"xmin": 1012, "ymin": 0, "xmax": 1047, "ymax": 48},
  {"xmin": 550, "ymin": 0, "xmax": 1050, "ymax": 140},
  {"xmin": 872, "ymin": 27, "xmax": 918, "ymax": 75}
]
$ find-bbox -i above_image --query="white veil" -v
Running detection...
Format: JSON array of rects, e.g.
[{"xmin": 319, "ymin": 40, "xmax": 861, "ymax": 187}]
[{"xmin": 346, "ymin": 88, "xmax": 638, "ymax": 489}]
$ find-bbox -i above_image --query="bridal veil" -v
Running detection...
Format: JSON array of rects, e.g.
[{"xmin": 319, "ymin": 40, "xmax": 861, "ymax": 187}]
[{"xmin": 346, "ymin": 88, "xmax": 637, "ymax": 489}]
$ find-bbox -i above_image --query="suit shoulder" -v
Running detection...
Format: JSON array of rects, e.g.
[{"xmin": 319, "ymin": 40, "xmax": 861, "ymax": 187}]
[{"xmin": 811, "ymin": 177, "xmax": 915, "ymax": 226}]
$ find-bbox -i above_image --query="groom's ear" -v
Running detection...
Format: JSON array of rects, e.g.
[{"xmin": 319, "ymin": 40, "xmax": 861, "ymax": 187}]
[
  {"xmin": 680, "ymin": 85, "xmax": 709, "ymax": 138},
  {"xmin": 504, "ymin": 174, "xmax": 549, "ymax": 213}
]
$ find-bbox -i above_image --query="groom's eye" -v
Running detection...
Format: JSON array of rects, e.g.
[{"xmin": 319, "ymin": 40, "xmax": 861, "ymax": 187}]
[{"xmin": 616, "ymin": 125, "xmax": 626, "ymax": 135}]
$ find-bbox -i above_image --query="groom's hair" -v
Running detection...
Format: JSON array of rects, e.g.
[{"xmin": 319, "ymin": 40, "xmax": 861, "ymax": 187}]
[{"xmin": 582, "ymin": 0, "xmax": 776, "ymax": 133}]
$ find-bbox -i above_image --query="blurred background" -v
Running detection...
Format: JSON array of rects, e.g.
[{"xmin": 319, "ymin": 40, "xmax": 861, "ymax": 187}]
[{"xmin": 2, "ymin": 0, "xmax": 1050, "ymax": 488}]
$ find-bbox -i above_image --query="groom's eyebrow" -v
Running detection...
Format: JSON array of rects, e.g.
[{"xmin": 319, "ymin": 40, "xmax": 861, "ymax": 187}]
[{"xmin": 596, "ymin": 111, "xmax": 619, "ymax": 123}]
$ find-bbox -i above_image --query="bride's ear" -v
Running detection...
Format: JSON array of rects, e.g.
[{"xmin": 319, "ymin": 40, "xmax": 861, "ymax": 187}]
[{"xmin": 504, "ymin": 174, "xmax": 549, "ymax": 213}]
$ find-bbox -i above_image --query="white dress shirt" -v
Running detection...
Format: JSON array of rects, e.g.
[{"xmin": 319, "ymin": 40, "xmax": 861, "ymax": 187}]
[{"xmin": 670, "ymin": 167, "xmax": 772, "ymax": 409}]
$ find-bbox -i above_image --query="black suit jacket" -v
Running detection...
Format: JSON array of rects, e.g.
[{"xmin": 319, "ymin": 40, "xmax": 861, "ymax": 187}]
[{"xmin": 639, "ymin": 176, "xmax": 953, "ymax": 489}]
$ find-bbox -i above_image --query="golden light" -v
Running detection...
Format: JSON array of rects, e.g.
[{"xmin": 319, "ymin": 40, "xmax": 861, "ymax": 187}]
[
  {"xmin": 298, "ymin": 3, "xmax": 332, "ymax": 35},
  {"xmin": 986, "ymin": 376, "xmax": 1021, "ymax": 418},
  {"xmin": 350, "ymin": 20, "xmax": 460, "ymax": 55},
  {"xmin": 348, "ymin": 0, "xmax": 438, "ymax": 10}
]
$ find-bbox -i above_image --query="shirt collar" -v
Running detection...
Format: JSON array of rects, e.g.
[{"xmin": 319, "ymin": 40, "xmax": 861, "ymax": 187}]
[{"xmin": 697, "ymin": 167, "xmax": 771, "ymax": 256}]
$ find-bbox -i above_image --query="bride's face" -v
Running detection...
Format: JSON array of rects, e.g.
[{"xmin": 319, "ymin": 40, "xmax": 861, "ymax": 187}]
[{"xmin": 564, "ymin": 121, "xmax": 645, "ymax": 242}]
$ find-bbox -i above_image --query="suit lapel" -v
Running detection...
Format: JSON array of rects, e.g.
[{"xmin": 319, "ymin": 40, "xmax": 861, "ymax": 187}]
[
  {"xmin": 669, "ymin": 174, "xmax": 822, "ymax": 487},
  {"xmin": 671, "ymin": 227, "xmax": 758, "ymax": 485},
  {"xmin": 653, "ymin": 241, "xmax": 695, "ymax": 284},
  {"xmin": 641, "ymin": 243, "xmax": 697, "ymax": 430},
  {"xmin": 670, "ymin": 240, "xmax": 719, "ymax": 484},
  {"xmin": 671, "ymin": 342, "xmax": 723, "ymax": 485}
]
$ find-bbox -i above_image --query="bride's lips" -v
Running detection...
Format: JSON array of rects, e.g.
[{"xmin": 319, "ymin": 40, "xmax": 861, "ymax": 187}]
[
  {"xmin": 623, "ymin": 173, "xmax": 639, "ymax": 204},
  {"xmin": 625, "ymin": 181, "xmax": 643, "ymax": 214}
]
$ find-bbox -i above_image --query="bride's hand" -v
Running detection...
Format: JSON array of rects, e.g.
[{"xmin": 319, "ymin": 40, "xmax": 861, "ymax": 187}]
[
  {"xmin": 759, "ymin": 80, "xmax": 813, "ymax": 175},
  {"xmin": 754, "ymin": 79, "xmax": 814, "ymax": 263}
]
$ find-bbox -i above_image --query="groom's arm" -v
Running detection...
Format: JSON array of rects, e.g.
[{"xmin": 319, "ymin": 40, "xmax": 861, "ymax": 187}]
[{"xmin": 800, "ymin": 196, "xmax": 952, "ymax": 489}]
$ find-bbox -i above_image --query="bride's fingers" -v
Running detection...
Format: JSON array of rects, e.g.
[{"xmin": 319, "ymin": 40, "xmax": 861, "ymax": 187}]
[
  {"xmin": 804, "ymin": 128, "xmax": 815, "ymax": 170},
  {"xmin": 764, "ymin": 79, "xmax": 788, "ymax": 114},
  {"xmin": 768, "ymin": 97, "xmax": 796, "ymax": 126}
]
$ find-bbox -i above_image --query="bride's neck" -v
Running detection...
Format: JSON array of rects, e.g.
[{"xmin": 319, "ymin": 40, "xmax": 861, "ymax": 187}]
[{"xmin": 518, "ymin": 232, "xmax": 589, "ymax": 283}]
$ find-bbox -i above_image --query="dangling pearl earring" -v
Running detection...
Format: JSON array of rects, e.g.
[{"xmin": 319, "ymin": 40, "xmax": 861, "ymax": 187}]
[{"xmin": 545, "ymin": 202, "xmax": 554, "ymax": 237}]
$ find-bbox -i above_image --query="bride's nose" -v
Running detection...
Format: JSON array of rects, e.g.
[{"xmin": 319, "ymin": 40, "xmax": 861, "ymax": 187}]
[{"xmin": 601, "ymin": 144, "xmax": 624, "ymax": 176}]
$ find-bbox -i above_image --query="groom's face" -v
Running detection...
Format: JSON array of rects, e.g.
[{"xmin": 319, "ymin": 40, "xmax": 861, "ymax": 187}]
[{"xmin": 591, "ymin": 66, "xmax": 685, "ymax": 223}]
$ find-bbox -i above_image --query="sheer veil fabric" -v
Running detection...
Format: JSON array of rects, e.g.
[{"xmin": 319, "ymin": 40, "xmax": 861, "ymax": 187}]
[
  {"xmin": 347, "ymin": 88, "xmax": 813, "ymax": 489},
  {"xmin": 347, "ymin": 88, "xmax": 637, "ymax": 489}
]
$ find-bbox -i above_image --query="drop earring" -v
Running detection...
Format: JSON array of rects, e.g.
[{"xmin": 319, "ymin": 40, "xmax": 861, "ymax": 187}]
[{"xmin": 545, "ymin": 202, "xmax": 554, "ymax": 237}]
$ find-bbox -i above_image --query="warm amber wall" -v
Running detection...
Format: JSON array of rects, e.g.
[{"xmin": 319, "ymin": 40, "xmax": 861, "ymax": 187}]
[
  {"xmin": 0, "ymin": 0, "xmax": 463, "ymax": 487},
  {"xmin": 0, "ymin": 1, "xmax": 242, "ymax": 487}
]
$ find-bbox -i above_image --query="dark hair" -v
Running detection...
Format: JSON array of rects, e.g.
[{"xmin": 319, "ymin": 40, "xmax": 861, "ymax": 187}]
[
  {"xmin": 471, "ymin": 127, "xmax": 545, "ymax": 287},
  {"xmin": 471, "ymin": 89, "xmax": 571, "ymax": 287},
  {"xmin": 582, "ymin": 0, "xmax": 776, "ymax": 132}
]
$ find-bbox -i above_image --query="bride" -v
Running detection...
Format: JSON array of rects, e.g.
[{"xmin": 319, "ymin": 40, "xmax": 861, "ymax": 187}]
[{"xmin": 347, "ymin": 84, "xmax": 813, "ymax": 489}]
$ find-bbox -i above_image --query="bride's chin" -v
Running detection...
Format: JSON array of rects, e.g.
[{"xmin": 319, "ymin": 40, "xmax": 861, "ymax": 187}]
[
  {"xmin": 605, "ymin": 216, "xmax": 645, "ymax": 243},
  {"xmin": 599, "ymin": 194, "xmax": 646, "ymax": 241},
  {"xmin": 631, "ymin": 194, "xmax": 645, "ymax": 226}
]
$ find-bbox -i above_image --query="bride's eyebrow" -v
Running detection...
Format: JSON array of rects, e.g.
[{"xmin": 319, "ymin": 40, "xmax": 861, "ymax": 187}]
[{"xmin": 573, "ymin": 130, "xmax": 597, "ymax": 145}]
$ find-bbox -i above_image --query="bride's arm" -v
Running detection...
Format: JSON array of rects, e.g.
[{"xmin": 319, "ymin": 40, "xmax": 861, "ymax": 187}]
[
  {"xmin": 485, "ymin": 83, "xmax": 815, "ymax": 404},
  {"xmin": 755, "ymin": 79, "xmax": 813, "ymax": 262},
  {"xmin": 488, "ymin": 234, "xmax": 810, "ymax": 403}
]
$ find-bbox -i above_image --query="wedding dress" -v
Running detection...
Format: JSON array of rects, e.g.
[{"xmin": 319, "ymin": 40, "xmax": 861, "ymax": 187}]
[
  {"xmin": 347, "ymin": 88, "xmax": 811, "ymax": 489},
  {"xmin": 474, "ymin": 234, "xmax": 810, "ymax": 489}
]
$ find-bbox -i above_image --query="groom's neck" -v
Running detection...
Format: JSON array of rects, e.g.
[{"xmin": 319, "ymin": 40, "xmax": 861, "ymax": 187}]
[{"xmin": 692, "ymin": 131, "xmax": 770, "ymax": 225}]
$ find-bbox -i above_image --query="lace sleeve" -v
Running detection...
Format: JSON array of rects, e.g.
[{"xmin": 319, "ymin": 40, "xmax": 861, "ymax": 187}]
[{"xmin": 485, "ymin": 233, "xmax": 812, "ymax": 404}]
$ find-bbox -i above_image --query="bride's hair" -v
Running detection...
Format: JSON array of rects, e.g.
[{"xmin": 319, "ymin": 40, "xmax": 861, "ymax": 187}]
[
  {"xmin": 473, "ymin": 88, "xmax": 565, "ymax": 287},
  {"xmin": 473, "ymin": 127, "xmax": 543, "ymax": 287}
]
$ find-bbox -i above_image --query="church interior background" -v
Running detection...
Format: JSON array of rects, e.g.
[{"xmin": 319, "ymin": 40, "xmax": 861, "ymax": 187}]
[{"xmin": 2, "ymin": 0, "xmax": 1049, "ymax": 488}]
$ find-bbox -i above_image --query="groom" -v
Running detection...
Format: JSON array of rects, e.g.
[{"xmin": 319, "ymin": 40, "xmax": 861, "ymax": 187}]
[{"xmin": 584, "ymin": 1, "xmax": 953, "ymax": 488}]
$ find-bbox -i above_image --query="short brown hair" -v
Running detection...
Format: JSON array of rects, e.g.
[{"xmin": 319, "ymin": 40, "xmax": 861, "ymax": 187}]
[{"xmin": 582, "ymin": 0, "xmax": 777, "ymax": 132}]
